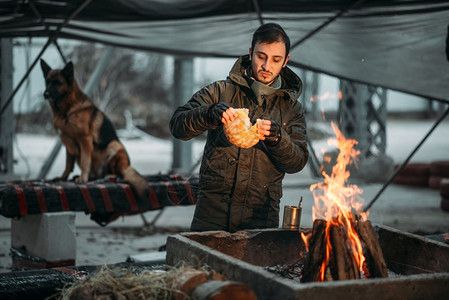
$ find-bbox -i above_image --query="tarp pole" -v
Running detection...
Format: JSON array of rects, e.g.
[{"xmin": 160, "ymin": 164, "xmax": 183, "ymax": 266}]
[
  {"xmin": 0, "ymin": 37, "xmax": 52, "ymax": 117},
  {"xmin": 0, "ymin": 38, "xmax": 14, "ymax": 176},
  {"xmin": 363, "ymin": 105, "xmax": 449, "ymax": 213},
  {"xmin": 290, "ymin": 0, "xmax": 368, "ymax": 50},
  {"xmin": 252, "ymin": 0, "xmax": 264, "ymax": 25},
  {"xmin": 0, "ymin": 0, "xmax": 93, "ymax": 117},
  {"xmin": 53, "ymin": 39, "xmax": 68, "ymax": 64},
  {"xmin": 171, "ymin": 57, "xmax": 194, "ymax": 174}
]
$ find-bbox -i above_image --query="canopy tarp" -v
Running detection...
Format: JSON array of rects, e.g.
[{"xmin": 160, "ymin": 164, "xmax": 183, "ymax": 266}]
[{"xmin": 0, "ymin": 0, "xmax": 448, "ymax": 101}]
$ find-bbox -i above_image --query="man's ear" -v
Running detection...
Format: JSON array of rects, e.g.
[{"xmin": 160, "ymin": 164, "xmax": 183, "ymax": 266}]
[
  {"xmin": 249, "ymin": 47, "xmax": 252, "ymax": 60},
  {"xmin": 283, "ymin": 55, "xmax": 290, "ymax": 68}
]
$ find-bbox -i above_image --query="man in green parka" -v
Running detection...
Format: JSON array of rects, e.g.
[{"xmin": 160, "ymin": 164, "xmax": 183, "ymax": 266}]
[{"xmin": 170, "ymin": 23, "xmax": 309, "ymax": 232}]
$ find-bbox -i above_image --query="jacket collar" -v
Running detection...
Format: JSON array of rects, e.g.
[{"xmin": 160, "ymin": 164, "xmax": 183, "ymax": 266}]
[{"xmin": 228, "ymin": 54, "xmax": 303, "ymax": 101}]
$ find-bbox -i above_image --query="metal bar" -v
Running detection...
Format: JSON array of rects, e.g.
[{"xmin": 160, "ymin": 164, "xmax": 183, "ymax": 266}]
[
  {"xmin": 252, "ymin": 0, "xmax": 264, "ymax": 25},
  {"xmin": 0, "ymin": 38, "xmax": 51, "ymax": 117},
  {"xmin": 306, "ymin": 135, "xmax": 323, "ymax": 178},
  {"xmin": 28, "ymin": 0, "xmax": 45, "ymax": 27},
  {"xmin": 290, "ymin": 0, "xmax": 367, "ymax": 50},
  {"xmin": 172, "ymin": 57, "xmax": 194, "ymax": 174},
  {"xmin": 37, "ymin": 139, "xmax": 62, "ymax": 179},
  {"xmin": 363, "ymin": 105, "xmax": 449, "ymax": 213},
  {"xmin": 288, "ymin": 59, "xmax": 449, "ymax": 105},
  {"xmin": 53, "ymin": 39, "xmax": 68, "ymax": 64},
  {"xmin": 0, "ymin": 0, "xmax": 93, "ymax": 117},
  {"xmin": 83, "ymin": 47, "xmax": 115, "ymax": 96}
]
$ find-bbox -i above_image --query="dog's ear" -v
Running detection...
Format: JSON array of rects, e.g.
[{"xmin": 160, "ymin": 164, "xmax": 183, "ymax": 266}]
[
  {"xmin": 62, "ymin": 61, "xmax": 74, "ymax": 85},
  {"xmin": 40, "ymin": 59, "xmax": 51, "ymax": 78}
]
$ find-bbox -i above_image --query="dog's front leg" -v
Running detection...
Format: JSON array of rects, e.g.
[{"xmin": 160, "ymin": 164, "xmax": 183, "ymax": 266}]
[
  {"xmin": 77, "ymin": 136, "xmax": 94, "ymax": 182},
  {"xmin": 59, "ymin": 148, "xmax": 75, "ymax": 181}
]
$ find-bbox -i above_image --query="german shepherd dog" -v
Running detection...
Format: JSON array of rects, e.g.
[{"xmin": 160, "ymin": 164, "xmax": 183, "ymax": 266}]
[{"xmin": 40, "ymin": 59, "xmax": 149, "ymax": 202}]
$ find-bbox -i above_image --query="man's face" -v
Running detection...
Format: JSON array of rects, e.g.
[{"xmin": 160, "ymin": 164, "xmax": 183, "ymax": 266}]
[{"xmin": 249, "ymin": 41, "xmax": 290, "ymax": 85}]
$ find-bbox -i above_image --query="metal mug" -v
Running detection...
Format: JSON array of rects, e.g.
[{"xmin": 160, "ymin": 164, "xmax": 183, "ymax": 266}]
[{"xmin": 282, "ymin": 205, "xmax": 302, "ymax": 231}]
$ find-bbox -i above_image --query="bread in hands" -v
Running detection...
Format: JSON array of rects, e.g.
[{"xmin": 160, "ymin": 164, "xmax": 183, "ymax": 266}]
[{"xmin": 223, "ymin": 108, "xmax": 263, "ymax": 148}]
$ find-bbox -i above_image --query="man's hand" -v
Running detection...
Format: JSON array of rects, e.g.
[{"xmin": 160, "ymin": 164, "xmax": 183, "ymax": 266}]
[
  {"xmin": 258, "ymin": 120, "xmax": 281, "ymax": 146},
  {"xmin": 207, "ymin": 103, "xmax": 236, "ymax": 125}
]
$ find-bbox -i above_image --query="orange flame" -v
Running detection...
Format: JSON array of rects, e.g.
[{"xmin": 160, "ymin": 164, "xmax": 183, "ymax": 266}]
[
  {"xmin": 301, "ymin": 232, "xmax": 311, "ymax": 252},
  {"xmin": 301, "ymin": 122, "xmax": 368, "ymax": 281}
]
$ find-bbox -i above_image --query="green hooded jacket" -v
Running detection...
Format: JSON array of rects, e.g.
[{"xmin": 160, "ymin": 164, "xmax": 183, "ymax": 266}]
[{"xmin": 170, "ymin": 55, "xmax": 309, "ymax": 232}]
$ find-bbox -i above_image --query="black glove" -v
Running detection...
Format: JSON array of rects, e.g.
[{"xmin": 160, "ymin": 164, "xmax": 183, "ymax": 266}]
[
  {"xmin": 264, "ymin": 120, "xmax": 282, "ymax": 146},
  {"xmin": 207, "ymin": 102, "xmax": 230, "ymax": 126}
]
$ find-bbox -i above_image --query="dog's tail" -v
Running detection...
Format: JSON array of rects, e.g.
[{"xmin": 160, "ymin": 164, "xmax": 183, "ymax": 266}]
[{"xmin": 121, "ymin": 166, "xmax": 150, "ymax": 202}]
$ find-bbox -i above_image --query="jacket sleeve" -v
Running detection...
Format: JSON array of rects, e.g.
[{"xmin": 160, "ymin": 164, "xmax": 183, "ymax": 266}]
[
  {"xmin": 265, "ymin": 100, "xmax": 309, "ymax": 174},
  {"xmin": 169, "ymin": 82, "xmax": 221, "ymax": 140}
]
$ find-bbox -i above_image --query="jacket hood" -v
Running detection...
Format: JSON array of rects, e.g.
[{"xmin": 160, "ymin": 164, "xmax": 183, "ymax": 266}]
[{"xmin": 228, "ymin": 54, "xmax": 303, "ymax": 101}]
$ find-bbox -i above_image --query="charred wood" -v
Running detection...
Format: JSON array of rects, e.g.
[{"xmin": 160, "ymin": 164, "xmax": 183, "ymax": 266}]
[
  {"xmin": 329, "ymin": 223, "xmax": 360, "ymax": 280},
  {"xmin": 357, "ymin": 220, "xmax": 388, "ymax": 278},
  {"xmin": 301, "ymin": 217, "xmax": 388, "ymax": 282},
  {"xmin": 301, "ymin": 219, "xmax": 326, "ymax": 282}
]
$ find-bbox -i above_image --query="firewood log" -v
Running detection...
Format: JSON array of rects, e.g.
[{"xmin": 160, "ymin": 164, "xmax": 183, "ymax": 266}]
[
  {"xmin": 329, "ymin": 223, "xmax": 360, "ymax": 280},
  {"xmin": 301, "ymin": 219, "xmax": 326, "ymax": 282},
  {"xmin": 356, "ymin": 220, "xmax": 388, "ymax": 278}
]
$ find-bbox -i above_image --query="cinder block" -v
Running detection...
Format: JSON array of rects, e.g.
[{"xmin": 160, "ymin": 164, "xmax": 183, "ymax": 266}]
[{"xmin": 11, "ymin": 212, "xmax": 76, "ymax": 262}]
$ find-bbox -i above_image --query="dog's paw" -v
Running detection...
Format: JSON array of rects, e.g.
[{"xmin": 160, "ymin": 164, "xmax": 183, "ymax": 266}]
[
  {"xmin": 104, "ymin": 174, "xmax": 118, "ymax": 182},
  {"xmin": 74, "ymin": 176, "xmax": 88, "ymax": 183}
]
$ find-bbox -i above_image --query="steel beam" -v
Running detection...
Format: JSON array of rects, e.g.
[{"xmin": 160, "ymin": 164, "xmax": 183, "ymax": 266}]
[
  {"xmin": 171, "ymin": 57, "xmax": 194, "ymax": 174},
  {"xmin": 338, "ymin": 80, "xmax": 387, "ymax": 157},
  {"xmin": 0, "ymin": 39, "xmax": 14, "ymax": 175}
]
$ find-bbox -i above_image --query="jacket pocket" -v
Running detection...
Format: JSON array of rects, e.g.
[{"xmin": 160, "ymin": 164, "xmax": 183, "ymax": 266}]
[
  {"xmin": 266, "ymin": 184, "xmax": 282, "ymax": 227},
  {"xmin": 267, "ymin": 184, "xmax": 282, "ymax": 213},
  {"xmin": 268, "ymin": 184, "xmax": 283, "ymax": 203}
]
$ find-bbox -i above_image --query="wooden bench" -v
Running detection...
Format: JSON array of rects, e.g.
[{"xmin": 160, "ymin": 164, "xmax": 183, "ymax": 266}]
[
  {"xmin": 0, "ymin": 174, "xmax": 198, "ymax": 268},
  {"xmin": 1, "ymin": 173, "xmax": 198, "ymax": 225}
]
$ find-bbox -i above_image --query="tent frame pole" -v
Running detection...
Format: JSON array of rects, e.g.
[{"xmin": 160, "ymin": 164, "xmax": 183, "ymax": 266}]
[
  {"xmin": 363, "ymin": 104, "xmax": 449, "ymax": 213},
  {"xmin": 290, "ymin": 0, "xmax": 368, "ymax": 50},
  {"xmin": 252, "ymin": 0, "xmax": 264, "ymax": 25},
  {"xmin": 0, "ymin": 0, "xmax": 93, "ymax": 117}
]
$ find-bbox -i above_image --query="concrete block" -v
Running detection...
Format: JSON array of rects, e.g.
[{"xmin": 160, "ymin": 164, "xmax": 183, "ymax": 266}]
[
  {"xmin": 11, "ymin": 212, "xmax": 76, "ymax": 262},
  {"xmin": 127, "ymin": 251, "xmax": 166, "ymax": 264}
]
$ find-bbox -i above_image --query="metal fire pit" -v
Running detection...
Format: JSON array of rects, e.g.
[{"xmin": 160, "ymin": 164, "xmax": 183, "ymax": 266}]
[{"xmin": 166, "ymin": 226, "xmax": 449, "ymax": 300}]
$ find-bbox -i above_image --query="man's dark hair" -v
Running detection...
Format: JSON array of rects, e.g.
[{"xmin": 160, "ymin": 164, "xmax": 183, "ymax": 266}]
[{"xmin": 251, "ymin": 23, "xmax": 291, "ymax": 57}]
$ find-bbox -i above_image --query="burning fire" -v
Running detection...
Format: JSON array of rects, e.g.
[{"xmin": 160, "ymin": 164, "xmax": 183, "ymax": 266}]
[{"xmin": 302, "ymin": 122, "xmax": 369, "ymax": 281}]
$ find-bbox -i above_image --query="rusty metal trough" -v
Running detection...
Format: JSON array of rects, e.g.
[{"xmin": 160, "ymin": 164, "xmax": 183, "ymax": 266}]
[{"xmin": 166, "ymin": 226, "xmax": 449, "ymax": 300}]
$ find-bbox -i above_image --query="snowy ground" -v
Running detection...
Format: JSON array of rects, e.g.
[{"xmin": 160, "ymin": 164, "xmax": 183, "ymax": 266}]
[{"xmin": 1, "ymin": 118, "xmax": 448, "ymax": 273}]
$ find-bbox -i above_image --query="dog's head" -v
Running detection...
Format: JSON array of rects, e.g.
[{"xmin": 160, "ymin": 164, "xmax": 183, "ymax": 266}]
[{"xmin": 40, "ymin": 59, "xmax": 74, "ymax": 104}]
